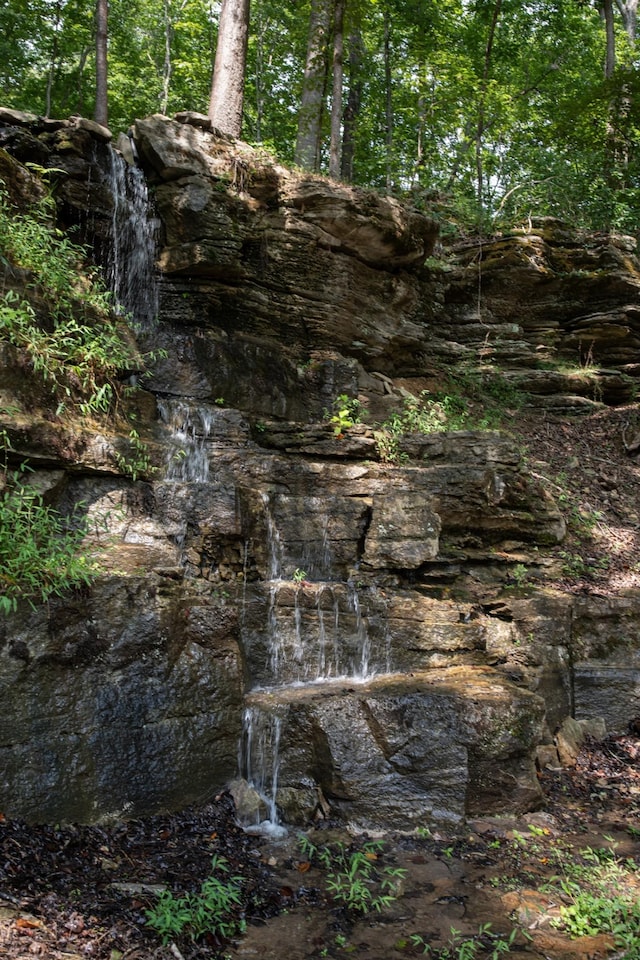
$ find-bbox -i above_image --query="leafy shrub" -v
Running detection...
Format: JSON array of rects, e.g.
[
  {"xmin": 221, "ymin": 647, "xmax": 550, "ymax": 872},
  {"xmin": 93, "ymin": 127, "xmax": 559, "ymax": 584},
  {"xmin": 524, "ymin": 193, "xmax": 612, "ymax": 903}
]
[
  {"xmin": 412, "ymin": 924, "xmax": 519, "ymax": 960},
  {"xmin": 0, "ymin": 181, "xmax": 139, "ymax": 415},
  {"xmin": 298, "ymin": 835, "xmax": 406, "ymax": 916},
  {"xmin": 374, "ymin": 390, "xmax": 470, "ymax": 462},
  {"xmin": 326, "ymin": 393, "xmax": 366, "ymax": 437},
  {"xmin": 0, "ymin": 471, "xmax": 96, "ymax": 614},
  {"xmin": 114, "ymin": 427, "xmax": 157, "ymax": 481},
  {"xmin": 145, "ymin": 855, "xmax": 246, "ymax": 945}
]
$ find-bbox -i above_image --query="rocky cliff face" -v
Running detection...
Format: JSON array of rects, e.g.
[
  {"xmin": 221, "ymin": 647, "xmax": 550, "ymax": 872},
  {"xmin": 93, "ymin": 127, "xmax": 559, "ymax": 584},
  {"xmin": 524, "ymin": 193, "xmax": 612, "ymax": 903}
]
[{"xmin": 1, "ymin": 108, "xmax": 639, "ymax": 830}]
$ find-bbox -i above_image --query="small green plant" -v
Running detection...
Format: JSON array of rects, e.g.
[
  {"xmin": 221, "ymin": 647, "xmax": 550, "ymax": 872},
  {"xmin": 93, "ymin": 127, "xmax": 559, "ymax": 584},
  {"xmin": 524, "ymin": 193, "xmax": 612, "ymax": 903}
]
[
  {"xmin": 114, "ymin": 428, "xmax": 157, "ymax": 481},
  {"xmin": 510, "ymin": 563, "xmax": 529, "ymax": 587},
  {"xmin": 411, "ymin": 924, "xmax": 519, "ymax": 960},
  {"xmin": 297, "ymin": 835, "xmax": 406, "ymax": 917},
  {"xmin": 326, "ymin": 394, "xmax": 364, "ymax": 437},
  {"xmin": 145, "ymin": 855, "xmax": 246, "ymax": 946},
  {"xmin": 415, "ymin": 825, "xmax": 432, "ymax": 839},
  {"xmin": 292, "ymin": 567, "xmax": 307, "ymax": 583}
]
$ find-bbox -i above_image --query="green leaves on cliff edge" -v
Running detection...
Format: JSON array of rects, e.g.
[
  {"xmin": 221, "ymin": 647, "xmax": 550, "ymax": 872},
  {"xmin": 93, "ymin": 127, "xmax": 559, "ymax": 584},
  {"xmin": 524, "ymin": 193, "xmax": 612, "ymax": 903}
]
[
  {"xmin": 0, "ymin": 479, "xmax": 97, "ymax": 615},
  {"xmin": 0, "ymin": 180, "xmax": 139, "ymax": 416},
  {"xmin": 0, "ymin": 174, "xmax": 145, "ymax": 613}
]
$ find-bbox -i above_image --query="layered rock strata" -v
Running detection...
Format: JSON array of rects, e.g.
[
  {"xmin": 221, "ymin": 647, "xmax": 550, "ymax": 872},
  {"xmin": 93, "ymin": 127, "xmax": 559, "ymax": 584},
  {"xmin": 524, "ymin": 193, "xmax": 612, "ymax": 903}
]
[{"xmin": 0, "ymin": 109, "xmax": 639, "ymax": 828}]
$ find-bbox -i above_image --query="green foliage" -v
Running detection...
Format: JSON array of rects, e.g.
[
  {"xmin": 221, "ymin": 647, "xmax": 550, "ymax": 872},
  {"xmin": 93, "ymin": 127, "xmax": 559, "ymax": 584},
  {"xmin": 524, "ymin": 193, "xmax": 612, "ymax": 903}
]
[
  {"xmin": 297, "ymin": 835, "xmax": 406, "ymax": 917},
  {"xmin": 411, "ymin": 924, "xmax": 519, "ymax": 960},
  {"xmin": 291, "ymin": 567, "xmax": 307, "ymax": 583},
  {"xmin": 326, "ymin": 394, "xmax": 365, "ymax": 437},
  {"xmin": 510, "ymin": 563, "xmax": 529, "ymax": 587},
  {"xmin": 3, "ymin": 0, "xmax": 640, "ymax": 231},
  {"xmin": 494, "ymin": 828, "xmax": 640, "ymax": 954},
  {"xmin": 374, "ymin": 390, "xmax": 470, "ymax": 463},
  {"xmin": 0, "ymin": 183, "xmax": 139, "ymax": 415},
  {"xmin": 551, "ymin": 877, "xmax": 640, "ymax": 955},
  {"xmin": 0, "ymin": 470, "xmax": 96, "ymax": 614},
  {"xmin": 374, "ymin": 370, "xmax": 525, "ymax": 463},
  {"xmin": 114, "ymin": 428, "xmax": 157, "ymax": 482},
  {"xmin": 0, "ymin": 409, "xmax": 97, "ymax": 613},
  {"xmin": 145, "ymin": 855, "xmax": 246, "ymax": 946}
]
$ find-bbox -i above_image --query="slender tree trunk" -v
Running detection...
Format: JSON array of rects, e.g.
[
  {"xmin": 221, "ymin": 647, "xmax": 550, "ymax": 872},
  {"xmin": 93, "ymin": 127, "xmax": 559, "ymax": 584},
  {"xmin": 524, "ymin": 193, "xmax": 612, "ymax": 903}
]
[
  {"xmin": 341, "ymin": 28, "xmax": 363, "ymax": 182},
  {"xmin": 254, "ymin": 4, "xmax": 267, "ymax": 141},
  {"xmin": 45, "ymin": 0, "xmax": 63, "ymax": 119},
  {"xmin": 208, "ymin": 0, "xmax": 250, "ymax": 137},
  {"xmin": 329, "ymin": 0, "xmax": 345, "ymax": 179},
  {"xmin": 383, "ymin": 7, "xmax": 393, "ymax": 192},
  {"xmin": 94, "ymin": 0, "xmax": 109, "ymax": 127},
  {"xmin": 295, "ymin": 0, "xmax": 332, "ymax": 170},
  {"xmin": 603, "ymin": 0, "xmax": 616, "ymax": 77},
  {"xmin": 160, "ymin": 0, "xmax": 173, "ymax": 115},
  {"xmin": 76, "ymin": 45, "xmax": 90, "ymax": 115},
  {"xmin": 475, "ymin": 0, "xmax": 502, "ymax": 227}
]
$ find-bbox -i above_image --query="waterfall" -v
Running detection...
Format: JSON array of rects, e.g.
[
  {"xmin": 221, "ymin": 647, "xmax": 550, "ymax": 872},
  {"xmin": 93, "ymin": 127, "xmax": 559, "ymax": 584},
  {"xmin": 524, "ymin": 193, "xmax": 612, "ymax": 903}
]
[
  {"xmin": 239, "ymin": 706, "xmax": 286, "ymax": 836},
  {"xmin": 261, "ymin": 492, "xmax": 283, "ymax": 580},
  {"xmin": 156, "ymin": 397, "xmax": 214, "ymax": 482},
  {"xmin": 347, "ymin": 579, "xmax": 371, "ymax": 680},
  {"xmin": 237, "ymin": 491, "xmax": 395, "ymax": 832},
  {"xmin": 102, "ymin": 144, "xmax": 159, "ymax": 330}
]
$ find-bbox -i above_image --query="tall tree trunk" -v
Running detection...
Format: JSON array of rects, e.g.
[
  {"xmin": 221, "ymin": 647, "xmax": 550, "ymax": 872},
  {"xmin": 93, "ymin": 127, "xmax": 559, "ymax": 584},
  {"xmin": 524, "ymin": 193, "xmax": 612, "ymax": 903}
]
[
  {"xmin": 383, "ymin": 7, "xmax": 393, "ymax": 192},
  {"xmin": 603, "ymin": 0, "xmax": 616, "ymax": 77},
  {"xmin": 606, "ymin": 0, "xmax": 638, "ymax": 191},
  {"xmin": 475, "ymin": 0, "xmax": 502, "ymax": 228},
  {"xmin": 45, "ymin": 0, "xmax": 63, "ymax": 119},
  {"xmin": 295, "ymin": 0, "xmax": 332, "ymax": 170},
  {"xmin": 208, "ymin": 0, "xmax": 250, "ymax": 137},
  {"xmin": 615, "ymin": 0, "xmax": 638, "ymax": 41},
  {"xmin": 341, "ymin": 28, "xmax": 364, "ymax": 182},
  {"xmin": 160, "ymin": 0, "xmax": 173, "ymax": 115},
  {"xmin": 329, "ymin": 0, "xmax": 345, "ymax": 179},
  {"xmin": 94, "ymin": 0, "xmax": 109, "ymax": 127}
]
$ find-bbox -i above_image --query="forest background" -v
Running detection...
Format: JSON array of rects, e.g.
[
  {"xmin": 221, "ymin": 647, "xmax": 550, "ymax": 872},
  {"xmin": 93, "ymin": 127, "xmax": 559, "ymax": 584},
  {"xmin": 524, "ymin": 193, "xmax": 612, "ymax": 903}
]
[{"xmin": 2, "ymin": 0, "xmax": 640, "ymax": 237}]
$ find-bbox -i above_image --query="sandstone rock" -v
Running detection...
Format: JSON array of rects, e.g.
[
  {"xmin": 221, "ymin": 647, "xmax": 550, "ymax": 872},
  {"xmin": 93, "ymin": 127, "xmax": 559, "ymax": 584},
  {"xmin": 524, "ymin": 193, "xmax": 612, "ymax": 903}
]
[
  {"xmin": 1, "ymin": 113, "xmax": 640, "ymax": 830},
  {"xmin": 363, "ymin": 491, "xmax": 441, "ymax": 568},
  {"xmin": 555, "ymin": 716, "xmax": 585, "ymax": 766}
]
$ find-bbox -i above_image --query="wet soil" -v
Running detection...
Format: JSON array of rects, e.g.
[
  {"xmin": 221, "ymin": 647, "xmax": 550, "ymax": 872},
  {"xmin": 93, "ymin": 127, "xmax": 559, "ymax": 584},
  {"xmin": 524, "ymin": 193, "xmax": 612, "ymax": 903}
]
[{"xmin": 2, "ymin": 733, "xmax": 640, "ymax": 960}]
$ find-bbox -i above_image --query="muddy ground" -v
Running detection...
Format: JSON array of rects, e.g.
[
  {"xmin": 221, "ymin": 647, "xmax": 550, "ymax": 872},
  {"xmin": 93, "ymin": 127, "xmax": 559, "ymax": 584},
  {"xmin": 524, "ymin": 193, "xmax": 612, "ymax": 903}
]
[{"xmin": 1, "ymin": 732, "xmax": 640, "ymax": 960}]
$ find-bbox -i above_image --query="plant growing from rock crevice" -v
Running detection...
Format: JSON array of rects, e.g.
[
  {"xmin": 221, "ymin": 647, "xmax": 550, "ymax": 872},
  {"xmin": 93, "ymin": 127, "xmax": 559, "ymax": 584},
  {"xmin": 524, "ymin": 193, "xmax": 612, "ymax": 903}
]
[{"xmin": 326, "ymin": 394, "xmax": 365, "ymax": 437}]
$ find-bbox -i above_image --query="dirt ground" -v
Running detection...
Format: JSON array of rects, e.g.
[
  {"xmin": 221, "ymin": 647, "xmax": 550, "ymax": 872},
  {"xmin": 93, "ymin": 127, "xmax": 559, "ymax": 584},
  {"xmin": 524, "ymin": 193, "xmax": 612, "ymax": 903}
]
[
  {"xmin": 1, "ymin": 732, "xmax": 640, "ymax": 960},
  {"xmin": 3, "ymin": 405, "xmax": 640, "ymax": 960}
]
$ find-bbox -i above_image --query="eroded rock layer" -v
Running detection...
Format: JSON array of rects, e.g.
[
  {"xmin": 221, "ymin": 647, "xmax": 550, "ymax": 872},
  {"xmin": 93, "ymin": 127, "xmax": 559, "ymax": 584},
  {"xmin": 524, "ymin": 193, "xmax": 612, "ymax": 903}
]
[{"xmin": 0, "ymin": 109, "xmax": 639, "ymax": 828}]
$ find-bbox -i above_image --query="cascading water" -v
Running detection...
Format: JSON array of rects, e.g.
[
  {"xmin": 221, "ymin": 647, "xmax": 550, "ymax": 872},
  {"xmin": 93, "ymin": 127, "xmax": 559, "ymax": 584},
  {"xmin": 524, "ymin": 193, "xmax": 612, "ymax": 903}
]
[
  {"xmin": 238, "ymin": 706, "xmax": 286, "ymax": 837},
  {"xmin": 236, "ymin": 497, "xmax": 394, "ymax": 832},
  {"xmin": 101, "ymin": 143, "xmax": 159, "ymax": 330},
  {"xmin": 156, "ymin": 397, "xmax": 214, "ymax": 482}
]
